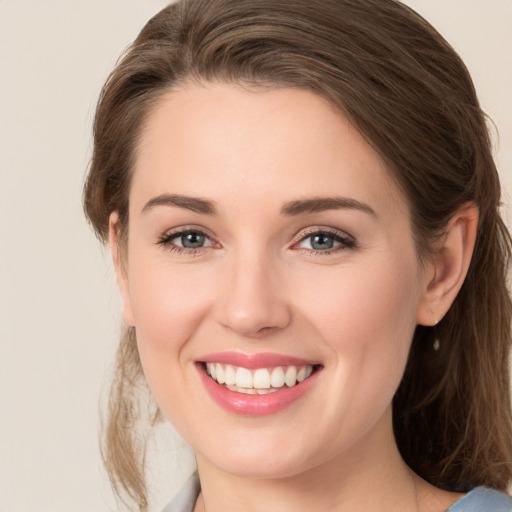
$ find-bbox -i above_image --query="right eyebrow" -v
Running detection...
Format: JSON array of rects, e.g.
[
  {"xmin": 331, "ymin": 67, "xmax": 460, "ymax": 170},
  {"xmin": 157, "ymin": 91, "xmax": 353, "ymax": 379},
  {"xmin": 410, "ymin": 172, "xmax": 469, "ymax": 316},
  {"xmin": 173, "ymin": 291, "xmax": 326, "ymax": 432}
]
[
  {"xmin": 141, "ymin": 194, "xmax": 218, "ymax": 215},
  {"xmin": 281, "ymin": 196, "xmax": 377, "ymax": 218}
]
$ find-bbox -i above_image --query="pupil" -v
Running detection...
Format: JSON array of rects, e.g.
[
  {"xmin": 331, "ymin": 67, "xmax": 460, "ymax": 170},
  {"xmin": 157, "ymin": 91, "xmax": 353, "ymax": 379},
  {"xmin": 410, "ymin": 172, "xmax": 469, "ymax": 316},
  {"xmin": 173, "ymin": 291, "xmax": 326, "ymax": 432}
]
[
  {"xmin": 311, "ymin": 234, "xmax": 333, "ymax": 250},
  {"xmin": 182, "ymin": 232, "xmax": 204, "ymax": 248}
]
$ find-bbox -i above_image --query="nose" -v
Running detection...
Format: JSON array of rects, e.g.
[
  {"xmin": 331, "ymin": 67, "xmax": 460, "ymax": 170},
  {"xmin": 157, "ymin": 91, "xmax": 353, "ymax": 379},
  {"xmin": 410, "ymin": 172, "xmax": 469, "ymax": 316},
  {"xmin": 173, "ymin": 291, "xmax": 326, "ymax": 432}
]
[{"xmin": 215, "ymin": 252, "xmax": 292, "ymax": 338}]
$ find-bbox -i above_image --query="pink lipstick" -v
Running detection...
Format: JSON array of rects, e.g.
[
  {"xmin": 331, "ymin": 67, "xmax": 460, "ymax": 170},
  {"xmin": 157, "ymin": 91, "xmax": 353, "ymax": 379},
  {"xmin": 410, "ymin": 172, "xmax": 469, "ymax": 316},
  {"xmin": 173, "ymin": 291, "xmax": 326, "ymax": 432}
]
[{"xmin": 196, "ymin": 352, "xmax": 321, "ymax": 416}]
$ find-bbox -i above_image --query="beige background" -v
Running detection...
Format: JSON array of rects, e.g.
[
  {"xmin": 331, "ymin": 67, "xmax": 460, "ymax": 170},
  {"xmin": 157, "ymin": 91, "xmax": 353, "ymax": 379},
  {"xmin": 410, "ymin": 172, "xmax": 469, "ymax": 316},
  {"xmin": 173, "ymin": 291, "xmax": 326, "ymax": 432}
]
[{"xmin": 0, "ymin": 1, "xmax": 510, "ymax": 511}]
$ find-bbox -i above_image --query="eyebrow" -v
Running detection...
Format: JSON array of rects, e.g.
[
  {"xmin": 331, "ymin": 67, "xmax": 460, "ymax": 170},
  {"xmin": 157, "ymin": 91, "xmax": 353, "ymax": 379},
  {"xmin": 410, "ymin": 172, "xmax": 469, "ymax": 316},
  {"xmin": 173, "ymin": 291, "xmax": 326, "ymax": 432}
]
[
  {"xmin": 141, "ymin": 194, "xmax": 376, "ymax": 218},
  {"xmin": 281, "ymin": 197, "xmax": 377, "ymax": 217},
  {"xmin": 141, "ymin": 194, "xmax": 218, "ymax": 215}
]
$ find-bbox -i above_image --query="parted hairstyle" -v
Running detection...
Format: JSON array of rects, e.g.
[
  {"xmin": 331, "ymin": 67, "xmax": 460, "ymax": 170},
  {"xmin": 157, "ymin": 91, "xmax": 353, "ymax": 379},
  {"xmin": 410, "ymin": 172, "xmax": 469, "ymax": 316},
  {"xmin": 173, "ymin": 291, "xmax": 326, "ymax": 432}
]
[{"xmin": 83, "ymin": 0, "xmax": 512, "ymax": 510}]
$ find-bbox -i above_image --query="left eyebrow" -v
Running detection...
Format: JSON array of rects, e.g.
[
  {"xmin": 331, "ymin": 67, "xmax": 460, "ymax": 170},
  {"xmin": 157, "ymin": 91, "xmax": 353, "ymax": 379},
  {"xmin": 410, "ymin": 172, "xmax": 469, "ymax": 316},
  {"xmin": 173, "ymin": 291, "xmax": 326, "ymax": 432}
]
[
  {"xmin": 141, "ymin": 194, "xmax": 218, "ymax": 215},
  {"xmin": 281, "ymin": 197, "xmax": 377, "ymax": 217}
]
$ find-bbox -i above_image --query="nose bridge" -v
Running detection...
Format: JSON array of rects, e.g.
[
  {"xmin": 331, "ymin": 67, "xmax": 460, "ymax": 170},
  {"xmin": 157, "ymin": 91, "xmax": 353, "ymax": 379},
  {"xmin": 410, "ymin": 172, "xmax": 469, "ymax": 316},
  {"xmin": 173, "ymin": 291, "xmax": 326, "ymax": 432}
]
[{"xmin": 217, "ymin": 243, "xmax": 291, "ymax": 337}]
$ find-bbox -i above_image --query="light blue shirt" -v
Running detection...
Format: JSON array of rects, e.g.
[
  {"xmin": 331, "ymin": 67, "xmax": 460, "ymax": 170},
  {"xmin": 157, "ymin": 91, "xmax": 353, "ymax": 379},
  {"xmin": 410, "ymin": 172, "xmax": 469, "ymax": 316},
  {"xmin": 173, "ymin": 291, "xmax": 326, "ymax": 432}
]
[{"xmin": 162, "ymin": 473, "xmax": 512, "ymax": 512}]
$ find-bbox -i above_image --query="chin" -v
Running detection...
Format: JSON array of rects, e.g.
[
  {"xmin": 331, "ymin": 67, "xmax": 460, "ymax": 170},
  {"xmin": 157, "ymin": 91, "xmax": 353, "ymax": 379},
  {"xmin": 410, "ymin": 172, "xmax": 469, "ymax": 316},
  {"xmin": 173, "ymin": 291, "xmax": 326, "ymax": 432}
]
[
  {"xmin": 197, "ymin": 432, "xmax": 324, "ymax": 480},
  {"xmin": 217, "ymin": 455, "xmax": 311, "ymax": 480}
]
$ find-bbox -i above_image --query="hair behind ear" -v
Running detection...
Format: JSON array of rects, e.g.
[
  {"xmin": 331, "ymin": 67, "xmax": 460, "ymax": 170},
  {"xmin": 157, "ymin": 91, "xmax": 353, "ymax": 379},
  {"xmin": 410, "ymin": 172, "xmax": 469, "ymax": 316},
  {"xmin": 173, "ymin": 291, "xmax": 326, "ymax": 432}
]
[
  {"xmin": 394, "ymin": 207, "xmax": 512, "ymax": 492},
  {"xmin": 101, "ymin": 326, "xmax": 161, "ymax": 512}
]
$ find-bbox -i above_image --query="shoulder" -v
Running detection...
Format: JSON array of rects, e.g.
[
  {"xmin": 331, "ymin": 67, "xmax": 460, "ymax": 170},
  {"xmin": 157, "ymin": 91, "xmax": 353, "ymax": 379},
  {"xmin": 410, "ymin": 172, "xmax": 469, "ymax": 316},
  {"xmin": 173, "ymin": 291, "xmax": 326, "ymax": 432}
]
[
  {"xmin": 162, "ymin": 473, "xmax": 200, "ymax": 512},
  {"xmin": 448, "ymin": 487, "xmax": 512, "ymax": 512}
]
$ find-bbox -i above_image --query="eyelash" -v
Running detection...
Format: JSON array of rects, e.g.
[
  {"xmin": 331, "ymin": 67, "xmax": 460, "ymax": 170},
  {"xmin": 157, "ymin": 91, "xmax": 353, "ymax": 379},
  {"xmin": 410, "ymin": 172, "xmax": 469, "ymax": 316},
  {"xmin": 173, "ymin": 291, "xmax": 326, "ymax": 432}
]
[
  {"xmin": 292, "ymin": 227, "xmax": 356, "ymax": 255},
  {"xmin": 156, "ymin": 227, "xmax": 218, "ymax": 256},
  {"xmin": 156, "ymin": 226, "xmax": 356, "ymax": 255}
]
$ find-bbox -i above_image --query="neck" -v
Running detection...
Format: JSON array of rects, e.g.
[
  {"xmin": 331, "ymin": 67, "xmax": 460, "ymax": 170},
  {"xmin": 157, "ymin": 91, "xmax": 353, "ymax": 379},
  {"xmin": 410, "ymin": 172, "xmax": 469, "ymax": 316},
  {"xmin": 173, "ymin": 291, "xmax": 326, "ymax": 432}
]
[{"xmin": 194, "ymin": 408, "xmax": 424, "ymax": 512}]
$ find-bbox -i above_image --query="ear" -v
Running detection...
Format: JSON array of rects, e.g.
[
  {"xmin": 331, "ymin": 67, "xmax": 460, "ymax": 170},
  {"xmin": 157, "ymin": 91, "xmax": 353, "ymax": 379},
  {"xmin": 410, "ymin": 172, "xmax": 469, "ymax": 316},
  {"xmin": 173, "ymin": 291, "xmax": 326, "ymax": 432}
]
[
  {"xmin": 417, "ymin": 203, "xmax": 479, "ymax": 326},
  {"xmin": 109, "ymin": 212, "xmax": 135, "ymax": 327}
]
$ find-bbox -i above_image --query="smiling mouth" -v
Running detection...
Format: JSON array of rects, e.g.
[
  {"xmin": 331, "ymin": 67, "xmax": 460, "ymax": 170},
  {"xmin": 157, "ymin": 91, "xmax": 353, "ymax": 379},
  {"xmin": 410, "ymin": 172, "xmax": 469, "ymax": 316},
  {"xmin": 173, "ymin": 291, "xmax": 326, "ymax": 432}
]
[{"xmin": 202, "ymin": 363, "xmax": 320, "ymax": 395}]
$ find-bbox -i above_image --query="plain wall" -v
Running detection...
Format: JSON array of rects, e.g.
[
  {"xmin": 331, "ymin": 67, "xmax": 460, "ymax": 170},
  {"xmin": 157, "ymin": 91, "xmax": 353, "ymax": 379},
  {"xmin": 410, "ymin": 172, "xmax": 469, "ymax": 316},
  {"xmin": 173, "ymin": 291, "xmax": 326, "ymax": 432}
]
[{"xmin": 0, "ymin": 1, "xmax": 510, "ymax": 511}]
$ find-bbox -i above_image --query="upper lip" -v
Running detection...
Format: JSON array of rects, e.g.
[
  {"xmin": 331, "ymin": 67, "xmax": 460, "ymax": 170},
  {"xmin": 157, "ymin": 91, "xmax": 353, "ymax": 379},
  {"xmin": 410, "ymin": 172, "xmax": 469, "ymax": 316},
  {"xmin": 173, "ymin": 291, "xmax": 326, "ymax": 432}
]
[{"xmin": 198, "ymin": 351, "xmax": 320, "ymax": 369}]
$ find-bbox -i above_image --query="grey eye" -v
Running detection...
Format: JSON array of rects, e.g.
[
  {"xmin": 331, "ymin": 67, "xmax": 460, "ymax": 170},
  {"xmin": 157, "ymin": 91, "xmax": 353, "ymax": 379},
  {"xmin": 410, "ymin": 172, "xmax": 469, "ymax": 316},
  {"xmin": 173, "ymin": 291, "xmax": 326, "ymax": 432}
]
[
  {"xmin": 296, "ymin": 230, "xmax": 355, "ymax": 253},
  {"xmin": 309, "ymin": 234, "xmax": 335, "ymax": 251},
  {"xmin": 158, "ymin": 228, "xmax": 216, "ymax": 252},
  {"xmin": 179, "ymin": 232, "xmax": 207, "ymax": 248}
]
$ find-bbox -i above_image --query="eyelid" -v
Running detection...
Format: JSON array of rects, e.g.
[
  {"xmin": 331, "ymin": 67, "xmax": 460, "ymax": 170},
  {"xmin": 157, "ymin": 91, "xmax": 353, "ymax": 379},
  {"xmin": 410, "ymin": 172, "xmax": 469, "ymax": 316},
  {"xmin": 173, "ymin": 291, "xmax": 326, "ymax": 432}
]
[
  {"xmin": 292, "ymin": 226, "xmax": 354, "ymax": 244},
  {"xmin": 154, "ymin": 224, "xmax": 355, "ymax": 254},
  {"xmin": 290, "ymin": 226, "xmax": 356, "ymax": 252},
  {"xmin": 155, "ymin": 225, "xmax": 220, "ymax": 250}
]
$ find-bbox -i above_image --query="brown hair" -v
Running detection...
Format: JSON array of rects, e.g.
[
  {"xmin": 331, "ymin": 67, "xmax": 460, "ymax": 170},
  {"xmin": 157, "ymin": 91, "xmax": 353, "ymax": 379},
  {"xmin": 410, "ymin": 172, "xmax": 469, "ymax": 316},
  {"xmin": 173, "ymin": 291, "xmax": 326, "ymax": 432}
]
[{"xmin": 83, "ymin": 0, "xmax": 512, "ymax": 509}]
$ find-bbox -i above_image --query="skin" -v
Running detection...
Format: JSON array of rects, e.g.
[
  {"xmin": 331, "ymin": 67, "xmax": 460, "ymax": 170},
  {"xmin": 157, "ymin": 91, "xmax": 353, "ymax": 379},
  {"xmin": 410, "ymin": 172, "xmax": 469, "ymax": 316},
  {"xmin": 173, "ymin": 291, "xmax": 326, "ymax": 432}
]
[{"xmin": 110, "ymin": 83, "xmax": 477, "ymax": 512}]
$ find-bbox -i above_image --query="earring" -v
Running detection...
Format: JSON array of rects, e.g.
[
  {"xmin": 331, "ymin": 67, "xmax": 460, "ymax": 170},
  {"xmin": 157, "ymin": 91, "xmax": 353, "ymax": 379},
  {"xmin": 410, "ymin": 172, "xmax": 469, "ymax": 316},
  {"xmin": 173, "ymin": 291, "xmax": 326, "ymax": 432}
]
[{"xmin": 432, "ymin": 315, "xmax": 440, "ymax": 351}]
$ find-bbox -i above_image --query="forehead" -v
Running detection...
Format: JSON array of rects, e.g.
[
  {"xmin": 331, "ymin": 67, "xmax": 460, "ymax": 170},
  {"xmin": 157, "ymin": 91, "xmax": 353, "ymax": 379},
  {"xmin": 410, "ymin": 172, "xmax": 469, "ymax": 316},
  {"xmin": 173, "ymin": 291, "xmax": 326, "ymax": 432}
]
[{"xmin": 132, "ymin": 82, "xmax": 406, "ymax": 219}]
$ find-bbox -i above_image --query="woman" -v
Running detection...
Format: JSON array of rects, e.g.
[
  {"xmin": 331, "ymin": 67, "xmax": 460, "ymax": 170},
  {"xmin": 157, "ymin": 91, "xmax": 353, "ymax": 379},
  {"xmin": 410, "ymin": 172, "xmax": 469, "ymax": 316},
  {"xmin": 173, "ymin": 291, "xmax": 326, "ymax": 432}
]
[{"xmin": 83, "ymin": 0, "xmax": 512, "ymax": 511}]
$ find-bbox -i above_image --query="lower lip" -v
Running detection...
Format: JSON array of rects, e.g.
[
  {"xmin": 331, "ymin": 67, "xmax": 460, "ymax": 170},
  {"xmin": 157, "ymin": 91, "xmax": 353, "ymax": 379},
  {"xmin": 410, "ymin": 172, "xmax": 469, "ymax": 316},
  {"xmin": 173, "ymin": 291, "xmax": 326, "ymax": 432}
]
[{"xmin": 196, "ymin": 363, "xmax": 320, "ymax": 416}]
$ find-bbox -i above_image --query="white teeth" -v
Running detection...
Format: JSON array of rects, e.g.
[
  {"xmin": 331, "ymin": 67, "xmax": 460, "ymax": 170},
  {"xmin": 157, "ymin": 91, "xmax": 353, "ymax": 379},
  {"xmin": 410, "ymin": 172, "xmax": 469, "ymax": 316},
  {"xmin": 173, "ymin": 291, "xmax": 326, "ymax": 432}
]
[
  {"xmin": 226, "ymin": 385, "xmax": 279, "ymax": 395},
  {"xmin": 270, "ymin": 367, "xmax": 285, "ymax": 388},
  {"xmin": 235, "ymin": 367, "xmax": 253, "ymax": 388},
  {"xmin": 205, "ymin": 363, "xmax": 315, "ymax": 391},
  {"xmin": 253, "ymin": 368, "xmax": 271, "ymax": 389},
  {"xmin": 285, "ymin": 366, "xmax": 297, "ymax": 387},
  {"xmin": 224, "ymin": 365, "xmax": 236, "ymax": 386},
  {"xmin": 215, "ymin": 363, "xmax": 225, "ymax": 384}
]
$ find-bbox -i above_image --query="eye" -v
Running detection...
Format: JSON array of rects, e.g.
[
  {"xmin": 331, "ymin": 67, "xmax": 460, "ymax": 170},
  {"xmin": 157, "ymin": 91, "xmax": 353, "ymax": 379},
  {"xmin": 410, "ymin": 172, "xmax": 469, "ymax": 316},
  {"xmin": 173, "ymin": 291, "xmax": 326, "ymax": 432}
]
[
  {"xmin": 295, "ymin": 229, "xmax": 355, "ymax": 253},
  {"xmin": 157, "ymin": 228, "xmax": 217, "ymax": 253},
  {"xmin": 175, "ymin": 231, "xmax": 210, "ymax": 249}
]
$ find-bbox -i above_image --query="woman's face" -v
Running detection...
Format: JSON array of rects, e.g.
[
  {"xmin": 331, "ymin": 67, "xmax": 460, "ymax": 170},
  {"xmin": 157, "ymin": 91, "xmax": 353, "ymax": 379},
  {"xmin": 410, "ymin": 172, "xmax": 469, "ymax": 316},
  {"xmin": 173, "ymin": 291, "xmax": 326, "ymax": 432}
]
[{"xmin": 115, "ymin": 83, "xmax": 433, "ymax": 479}]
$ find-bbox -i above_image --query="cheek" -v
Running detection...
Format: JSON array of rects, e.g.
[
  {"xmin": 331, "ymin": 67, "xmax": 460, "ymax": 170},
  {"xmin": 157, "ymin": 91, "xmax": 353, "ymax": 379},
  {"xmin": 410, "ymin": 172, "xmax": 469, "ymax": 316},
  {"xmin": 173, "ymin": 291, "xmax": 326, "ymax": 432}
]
[
  {"xmin": 126, "ymin": 259, "xmax": 217, "ymax": 432},
  {"xmin": 303, "ymin": 259, "xmax": 419, "ymax": 343},
  {"xmin": 289, "ymin": 255, "xmax": 421, "ymax": 450},
  {"xmin": 124, "ymin": 252, "xmax": 215, "ymax": 398},
  {"xmin": 128, "ymin": 256, "xmax": 211, "ymax": 344},
  {"xmin": 300, "ymin": 254, "xmax": 421, "ymax": 395}
]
